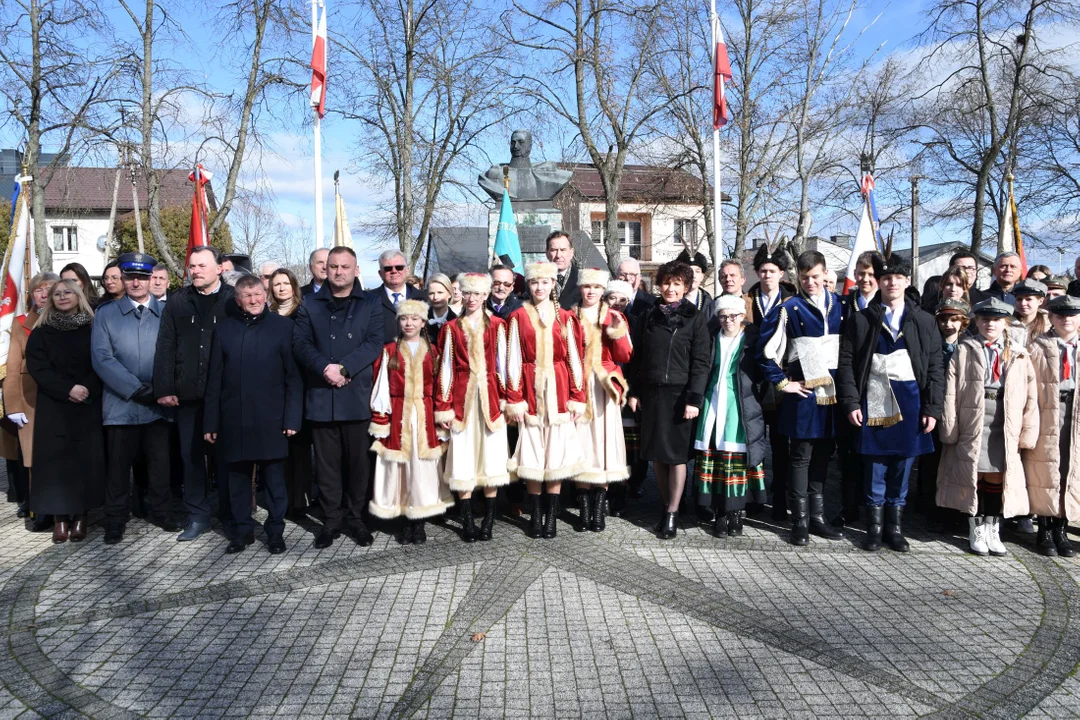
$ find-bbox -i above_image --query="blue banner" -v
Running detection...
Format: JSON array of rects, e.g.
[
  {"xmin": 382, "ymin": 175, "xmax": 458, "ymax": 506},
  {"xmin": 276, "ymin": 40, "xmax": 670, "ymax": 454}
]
[{"xmin": 493, "ymin": 190, "xmax": 522, "ymax": 273}]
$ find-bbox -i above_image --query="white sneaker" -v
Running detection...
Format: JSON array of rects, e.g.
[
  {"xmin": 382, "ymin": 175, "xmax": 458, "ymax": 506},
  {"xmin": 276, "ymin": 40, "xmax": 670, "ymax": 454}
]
[
  {"xmin": 968, "ymin": 516, "xmax": 989, "ymax": 556},
  {"xmin": 986, "ymin": 515, "xmax": 1008, "ymax": 556}
]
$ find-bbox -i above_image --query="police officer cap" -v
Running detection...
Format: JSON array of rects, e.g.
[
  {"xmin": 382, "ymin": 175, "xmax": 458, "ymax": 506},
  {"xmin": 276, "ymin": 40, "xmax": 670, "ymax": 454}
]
[
  {"xmin": 1046, "ymin": 295, "xmax": 1080, "ymax": 316},
  {"xmin": 1012, "ymin": 279, "xmax": 1047, "ymax": 297},
  {"xmin": 117, "ymin": 252, "xmax": 158, "ymax": 276},
  {"xmin": 971, "ymin": 297, "xmax": 1013, "ymax": 318},
  {"xmin": 935, "ymin": 298, "xmax": 970, "ymax": 317},
  {"xmin": 872, "ymin": 254, "xmax": 910, "ymax": 279}
]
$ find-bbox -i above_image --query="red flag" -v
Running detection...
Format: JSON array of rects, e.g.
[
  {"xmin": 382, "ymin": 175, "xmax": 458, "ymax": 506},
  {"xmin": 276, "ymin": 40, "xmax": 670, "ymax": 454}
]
[
  {"xmin": 712, "ymin": 16, "xmax": 732, "ymax": 129},
  {"xmin": 185, "ymin": 164, "xmax": 212, "ymax": 273},
  {"xmin": 310, "ymin": 3, "xmax": 327, "ymax": 119}
]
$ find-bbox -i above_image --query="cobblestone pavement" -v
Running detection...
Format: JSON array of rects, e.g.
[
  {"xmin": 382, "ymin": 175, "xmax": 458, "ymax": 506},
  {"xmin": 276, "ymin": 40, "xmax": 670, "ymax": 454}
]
[{"xmin": 3, "ymin": 463, "xmax": 1080, "ymax": 719}]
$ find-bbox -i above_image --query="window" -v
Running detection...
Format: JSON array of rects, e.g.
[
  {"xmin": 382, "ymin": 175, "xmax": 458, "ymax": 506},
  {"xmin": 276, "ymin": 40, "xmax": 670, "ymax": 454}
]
[
  {"xmin": 52, "ymin": 226, "xmax": 77, "ymax": 253},
  {"xmin": 674, "ymin": 219, "xmax": 697, "ymax": 248},
  {"xmin": 591, "ymin": 219, "xmax": 643, "ymax": 259}
]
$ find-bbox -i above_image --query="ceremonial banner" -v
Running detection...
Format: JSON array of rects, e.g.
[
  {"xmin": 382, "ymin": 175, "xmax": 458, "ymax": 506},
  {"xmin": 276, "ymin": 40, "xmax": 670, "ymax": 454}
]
[
  {"xmin": 310, "ymin": 2, "xmax": 327, "ymax": 119},
  {"xmin": 493, "ymin": 189, "xmax": 523, "ymax": 273},
  {"xmin": 185, "ymin": 164, "xmax": 212, "ymax": 272},
  {"xmin": 712, "ymin": 14, "xmax": 732, "ymax": 130},
  {"xmin": 998, "ymin": 184, "xmax": 1027, "ymax": 275},
  {"xmin": 843, "ymin": 199, "xmax": 878, "ymax": 295},
  {"xmin": 0, "ymin": 174, "xmax": 40, "ymax": 412}
]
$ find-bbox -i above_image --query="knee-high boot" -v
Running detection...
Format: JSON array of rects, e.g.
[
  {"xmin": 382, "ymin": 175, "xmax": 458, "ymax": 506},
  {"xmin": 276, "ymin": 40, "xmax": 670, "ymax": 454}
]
[
  {"xmin": 527, "ymin": 494, "xmax": 544, "ymax": 539},
  {"xmin": 542, "ymin": 493, "xmax": 560, "ymax": 539},
  {"xmin": 478, "ymin": 496, "xmax": 497, "ymax": 541}
]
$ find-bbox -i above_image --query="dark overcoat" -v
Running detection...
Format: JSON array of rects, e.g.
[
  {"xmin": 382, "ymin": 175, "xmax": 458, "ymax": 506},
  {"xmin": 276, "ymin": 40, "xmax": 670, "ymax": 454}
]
[
  {"xmin": 368, "ymin": 283, "xmax": 427, "ymax": 344},
  {"xmin": 26, "ymin": 322, "xmax": 105, "ymax": 515},
  {"xmin": 153, "ymin": 282, "xmax": 235, "ymax": 401},
  {"xmin": 293, "ymin": 282, "xmax": 385, "ymax": 422},
  {"xmin": 204, "ymin": 306, "xmax": 303, "ymax": 462}
]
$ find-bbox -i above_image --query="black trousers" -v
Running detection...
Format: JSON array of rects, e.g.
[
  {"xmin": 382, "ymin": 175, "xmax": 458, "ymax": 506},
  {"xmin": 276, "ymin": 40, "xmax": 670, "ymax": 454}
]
[
  {"xmin": 176, "ymin": 403, "xmax": 230, "ymax": 527},
  {"xmin": 229, "ymin": 458, "xmax": 287, "ymax": 538},
  {"xmin": 762, "ymin": 408, "xmax": 790, "ymax": 503},
  {"xmin": 104, "ymin": 421, "xmax": 172, "ymax": 525},
  {"xmin": 6, "ymin": 456, "xmax": 27, "ymax": 504},
  {"xmin": 788, "ymin": 438, "xmax": 834, "ymax": 502},
  {"xmin": 311, "ymin": 420, "xmax": 371, "ymax": 530},
  {"xmin": 836, "ymin": 425, "xmax": 863, "ymax": 513}
]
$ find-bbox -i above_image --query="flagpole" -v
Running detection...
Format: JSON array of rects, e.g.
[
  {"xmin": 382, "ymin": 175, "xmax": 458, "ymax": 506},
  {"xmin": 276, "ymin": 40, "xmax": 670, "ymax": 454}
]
[
  {"xmin": 312, "ymin": 0, "xmax": 324, "ymax": 250},
  {"xmin": 711, "ymin": 0, "xmax": 722, "ymax": 288}
]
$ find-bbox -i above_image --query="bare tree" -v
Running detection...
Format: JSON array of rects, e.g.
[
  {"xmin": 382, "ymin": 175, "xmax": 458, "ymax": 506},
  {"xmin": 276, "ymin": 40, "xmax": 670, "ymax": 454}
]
[
  {"xmin": 509, "ymin": 0, "xmax": 670, "ymax": 272},
  {"xmin": 0, "ymin": 0, "xmax": 115, "ymax": 269},
  {"xmin": 336, "ymin": 0, "xmax": 512, "ymax": 269}
]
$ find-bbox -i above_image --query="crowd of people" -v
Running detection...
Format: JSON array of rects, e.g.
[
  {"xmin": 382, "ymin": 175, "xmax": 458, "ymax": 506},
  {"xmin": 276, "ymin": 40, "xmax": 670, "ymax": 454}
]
[{"xmin": 4, "ymin": 229, "xmax": 1079, "ymax": 560}]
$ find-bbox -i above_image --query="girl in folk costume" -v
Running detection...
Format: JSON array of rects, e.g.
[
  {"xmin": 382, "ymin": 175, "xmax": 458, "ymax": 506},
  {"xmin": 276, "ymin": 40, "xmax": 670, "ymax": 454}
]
[
  {"xmin": 571, "ymin": 268, "xmax": 633, "ymax": 533},
  {"xmin": 505, "ymin": 261, "xmax": 588, "ymax": 539},
  {"xmin": 1023, "ymin": 294, "xmax": 1080, "ymax": 557},
  {"xmin": 435, "ymin": 272, "xmax": 511, "ymax": 543},
  {"xmin": 693, "ymin": 294, "xmax": 767, "ymax": 537},
  {"xmin": 938, "ymin": 297, "xmax": 1039, "ymax": 557},
  {"xmin": 369, "ymin": 300, "xmax": 454, "ymax": 544},
  {"xmin": 602, "ymin": 280, "xmax": 637, "ymax": 517}
]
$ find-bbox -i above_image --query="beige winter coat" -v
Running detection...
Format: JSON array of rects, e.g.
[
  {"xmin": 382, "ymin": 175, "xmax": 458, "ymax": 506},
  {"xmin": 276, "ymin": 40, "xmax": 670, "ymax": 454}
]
[
  {"xmin": 1023, "ymin": 336, "xmax": 1080, "ymax": 518},
  {"xmin": 937, "ymin": 334, "xmax": 1039, "ymax": 517}
]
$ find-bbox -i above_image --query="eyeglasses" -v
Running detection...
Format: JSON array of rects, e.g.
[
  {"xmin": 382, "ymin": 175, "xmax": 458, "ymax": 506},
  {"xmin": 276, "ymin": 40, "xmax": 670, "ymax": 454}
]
[
  {"xmin": 491, "ymin": 281, "xmax": 514, "ymax": 288},
  {"xmin": 382, "ymin": 265, "xmax": 406, "ymax": 272},
  {"xmin": 53, "ymin": 290, "xmax": 75, "ymax": 298},
  {"xmin": 718, "ymin": 314, "xmax": 744, "ymax": 321},
  {"xmin": 260, "ymin": 274, "xmax": 273, "ymax": 280},
  {"xmin": 956, "ymin": 265, "xmax": 977, "ymax": 273}
]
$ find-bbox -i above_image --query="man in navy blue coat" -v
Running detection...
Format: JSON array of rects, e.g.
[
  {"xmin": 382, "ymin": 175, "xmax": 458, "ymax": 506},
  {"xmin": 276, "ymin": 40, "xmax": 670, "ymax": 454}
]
[
  {"xmin": 293, "ymin": 246, "xmax": 385, "ymax": 549},
  {"xmin": 368, "ymin": 249, "xmax": 426, "ymax": 343},
  {"xmin": 204, "ymin": 275, "xmax": 302, "ymax": 555}
]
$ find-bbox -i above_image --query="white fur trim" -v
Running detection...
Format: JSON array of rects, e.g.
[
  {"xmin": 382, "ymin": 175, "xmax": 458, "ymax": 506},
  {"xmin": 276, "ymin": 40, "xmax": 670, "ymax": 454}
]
[
  {"xmin": 403, "ymin": 498, "xmax": 454, "ymax": 519},
  {"xmin": 368, "ymin": 500, "xmax": 405, "ymax": 519},
  {"xmin": 434, "ymin": 409, "xmax": 456, "ymax": 424},
  {"xmin": 525, "ymin": 261, "xmax": 557, "ymax": 280},
  {"xmin": 513, "ymin": 461, "xmax": 586, "ymax": 482},
  {"xmin": 567, "ymin": 401, "xmax": 587, "ymax": 416},
  {"xmin": 397, "ymin": 299, "xmax": 429, "ymax": 318},
  {"xmin": 605, "ymin": 279, "xmax": 633, "ymax": 300},
  {"xmin": 578, "ymin": 268, "xmax": 609, "ymax": 288},
  {"xmin": 369, "ymin": 421, "xmax": 391, "ymax": 439},
  {"xmin": 448, "ymin": 472, "xmax": 512, "ymax": 492},
  {"xmin": 505, "ymin": 401, "xmax": 528, "ymax": 422},
  {"xmin": 605, "ymin": 323, "xmax": 627, "ymax": 340},
  {"xmin": 574, "ymin": 467, "xmax": 631, "ymax": 484},
  {"xmin": 459, "ymin": 273, "xmax": 492, "ymax": 294}
]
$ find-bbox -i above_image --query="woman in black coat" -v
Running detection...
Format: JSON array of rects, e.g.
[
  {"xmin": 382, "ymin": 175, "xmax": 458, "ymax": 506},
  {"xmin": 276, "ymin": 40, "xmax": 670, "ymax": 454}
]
[
  {"xmin": 627, "ymin": 261, "xmax": 712, "ymax": 539},
  {"xmin": 25, "ymin": 279, "xmax": 104, "ymax": 543},
  {"xmin": 204, "ymin": 276, "xmax": 303, "ymax": 555}
]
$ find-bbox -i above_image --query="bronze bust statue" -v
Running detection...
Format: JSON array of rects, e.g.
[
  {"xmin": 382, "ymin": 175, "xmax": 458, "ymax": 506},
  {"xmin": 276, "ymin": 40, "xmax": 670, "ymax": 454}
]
[{"xmin": 478, "ymin": 130, "xmax": 572, "ymax": 202}]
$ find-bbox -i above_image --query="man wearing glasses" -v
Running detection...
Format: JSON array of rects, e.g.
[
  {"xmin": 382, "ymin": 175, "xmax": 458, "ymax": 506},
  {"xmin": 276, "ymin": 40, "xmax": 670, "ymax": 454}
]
[
  {"xmin": 617, "ymin": 257, "xmax": 654, "ymax": 326},
  {"xmin": 369, "ymin": 249, "xmax": 426, "ymax": 343},
  {"xmin": 259, "ymin": 261, "xmax": 281, "ymax": 291},
  {"xmin": 486, "ymin": 264, "xmax": 521, "ymax": 319}
]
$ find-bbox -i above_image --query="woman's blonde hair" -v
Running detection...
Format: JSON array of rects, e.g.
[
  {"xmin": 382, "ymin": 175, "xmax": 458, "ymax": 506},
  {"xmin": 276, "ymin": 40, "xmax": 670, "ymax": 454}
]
[{"xmin": 34, "ymin": 278, "xmax": 94, "ymax": 328}]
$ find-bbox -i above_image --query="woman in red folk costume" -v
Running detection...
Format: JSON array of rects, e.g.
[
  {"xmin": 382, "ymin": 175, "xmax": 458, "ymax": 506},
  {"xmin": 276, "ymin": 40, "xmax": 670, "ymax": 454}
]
[
  {"xmin": 435, "ymin": 272, "xmax": 511, "ymax": 543},
  {"xmin": 369, "ymin": 300, "xmax": 453, "ymax": 544},
  {"xmin": 505, "ymin": 260, "xmax": 587, "ymax": 539},
  {"xmin": 572, "ymin": 268, "xmax": 633, "ymax": 532}
]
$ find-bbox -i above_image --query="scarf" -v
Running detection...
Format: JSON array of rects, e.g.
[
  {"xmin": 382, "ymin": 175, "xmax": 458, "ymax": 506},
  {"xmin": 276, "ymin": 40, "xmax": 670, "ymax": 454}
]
[
  {"xmin": 658, "ymin": 301, "xmax": 682, "ymax": 316},
  {"xmin": 46, "ymin": 311, "xmax": 92, "ymax": 331},
  {"xmin": 275, "ymin": 298, "xmax": 297, "ymax": 317}
]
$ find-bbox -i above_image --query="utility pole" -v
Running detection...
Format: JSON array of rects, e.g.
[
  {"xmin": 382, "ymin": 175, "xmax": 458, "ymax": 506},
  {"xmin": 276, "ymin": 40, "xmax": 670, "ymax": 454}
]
[{"xmin": 910, "ymin": 176, "xmax": 920, "ymax": 289}]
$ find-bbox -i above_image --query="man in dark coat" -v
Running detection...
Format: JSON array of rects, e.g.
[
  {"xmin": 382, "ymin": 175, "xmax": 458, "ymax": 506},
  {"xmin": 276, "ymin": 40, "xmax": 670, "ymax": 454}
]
[
  {"xmin": 617, "ymin": 257, "xmax": 654, "ymax": 328},
  {"xmin": 368, "ymin": 249, "xmax": 426, "ymax": 343},
  {"xmin": 486, "ymin": 264, "xmax": 522, "ymax": 319},
  {"xmin": 92, "ymin": 252, "xmax": 178, "ymax": 544},
  {"xmin": 204, "ymin": 275, "xmax": 302, "ymax": 555},
  {"xmin": 547, "ymin": 231, "xmax": 582, "ymax": 310},
  {"xmin": 294, "ymin": 246, "xmax": 385, "ymax": 549},
  {"xmin": 153, "ymin": 245, "xmax": 236, "ymax": 541},
  {"xmin": 984, "ymin": 251, "xmax": 1022, "ymax": 308},
  {"xmin": 300, "ymin": 248, "xmax": 328, "ymax": 296}
]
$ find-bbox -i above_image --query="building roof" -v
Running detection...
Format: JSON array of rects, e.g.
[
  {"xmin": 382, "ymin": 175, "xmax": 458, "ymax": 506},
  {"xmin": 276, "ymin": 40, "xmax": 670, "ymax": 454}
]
[
  {"xmin": 891, "ymin": 240, "xmax": 995, "ymax": 266},
  {"xmin": 559, "ymin": 163, "xmax": 729, "ymax": 205},
  {"xmin": 39, "ymin": 166, "xmax": 217, "ymax": 214}
]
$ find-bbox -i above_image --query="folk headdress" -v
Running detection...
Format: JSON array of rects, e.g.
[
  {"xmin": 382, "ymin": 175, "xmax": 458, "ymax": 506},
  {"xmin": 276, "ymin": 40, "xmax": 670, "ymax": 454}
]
[{"xmin": 752, "ymin": 243, "xmax": 790, "ymax": 273}]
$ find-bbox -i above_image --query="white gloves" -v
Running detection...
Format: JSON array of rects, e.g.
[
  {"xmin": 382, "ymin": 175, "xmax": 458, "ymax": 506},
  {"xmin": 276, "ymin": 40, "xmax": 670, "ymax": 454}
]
[{"xmin": 6, "ymin": 413, "xmax": 27, "ymax": 428}]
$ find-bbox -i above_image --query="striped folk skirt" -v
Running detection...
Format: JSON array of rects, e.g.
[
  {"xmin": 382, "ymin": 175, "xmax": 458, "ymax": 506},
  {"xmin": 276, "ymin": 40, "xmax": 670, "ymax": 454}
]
[{"xmin": 694, "ymin": 449, "xmax": 766, "ymax": 512}]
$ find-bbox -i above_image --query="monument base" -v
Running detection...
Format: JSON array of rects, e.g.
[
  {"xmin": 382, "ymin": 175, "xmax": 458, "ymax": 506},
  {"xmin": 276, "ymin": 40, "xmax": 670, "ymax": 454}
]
[{"xmin": 487, "ymin": 202, "xmax": 563, "ymax": 256}]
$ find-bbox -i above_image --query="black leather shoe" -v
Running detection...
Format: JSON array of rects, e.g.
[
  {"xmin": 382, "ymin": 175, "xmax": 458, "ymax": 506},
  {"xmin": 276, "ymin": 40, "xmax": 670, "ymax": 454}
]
[
  {"xmin": 350, "ymin": 523, "xmax": 375, "ymax": 547},
  {"xmin": 712, "ymin": 511, "xmax": 729, "ymax": 538},
  {"xmin": 314, "ymin": 528, "xmax": 341, "ymax": 549},
  {"xmin": 267, "ymin": 535, "xmax": 286, "ymax": 554},
  {"xmin": 809, "ymin": 494, "xmax": 844, "ymax": 539},
  {"xmin": 459, "ymin": 498, "xmax": 478, "ymax": 543},
  {"xmin": 153, "ymin": 515, "xmax": 182, "ymax": 533},
  {"xmin": 103, "ymin": 524, "xmax": 125, "ymax": 545},
  {"xmin": 658, "ymin": 511, "xmax": 678, "ymax": 540},
  {"xmin": 542, "ymin": 494, "xmax": 560, "ymax": 539},
  {"xmin": 1052, "ymin": 517, "xmax": 1075, "ymax": 557},
  {"xmin": 527, "ymin": 494, "xmax": 544, "ymax": 539},
  {"xmin": 789, "ymin": 497, "xmax": 809, "ymax": 546},
  {"xmin": 16, "ymin": 502, "xmax": 28, "ymax": 518},
  {"xmin": 478, "ymin": 497, "xmax": 496, "ymax": 541},
  {"xmin": 729, "ymin": 510, "xmax": 744, "ymax": 537},
  {"xmin": 863, "ymin": 506, "xmax": 883, "ymax": 552},
  {"xmin": 1036, "ymin": 517, "xmax": 1058, "ymax": 556},
  {"xmin": 590, "ymin": 488, "xmax": 607, "ymax": 532},
  {"xmin": 29, "ymin": 514, "xmax": 53, "ymax": 532},
  {"xmin": 226, "ymin": 533, "xmax": 254, "ymax": 554},
  {"xmin": 883, "ymin": 506, "xmax": 910, "ymax": 552},
  {"xmin": 412, "ymin": 520, "xmax": 427, "ymax": 544},
  {"xmin": 575, "ymin": 492, "xmax": 590, "ymax": 532}
]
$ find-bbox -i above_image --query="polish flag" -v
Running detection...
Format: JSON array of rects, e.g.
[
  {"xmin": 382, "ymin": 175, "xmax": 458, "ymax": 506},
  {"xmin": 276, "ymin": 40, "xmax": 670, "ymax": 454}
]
[
  {"xmin": 185, "ymin": 164, "xmax": 213, "ymax": 273},
  {"xmin": 712, "ymin": 15, "xmax": 732, "ymax": 129},
  {"xmin": 843, "ymin": 199, "xmax": 877, "ymax": 295},
  {"xmin": 310, "ymin": 3, "xmax": 327, "ymax": 119}
]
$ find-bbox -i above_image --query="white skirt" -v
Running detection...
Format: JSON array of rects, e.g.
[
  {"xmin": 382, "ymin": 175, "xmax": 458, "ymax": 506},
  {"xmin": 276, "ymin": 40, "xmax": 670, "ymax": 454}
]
[
  {"xmin": 444, "ymin": 386, "xmax": 511, "ymax": 492},
  {"xmin": 370, "ymin": 409, "xmax": 454, "ymax": 519},
  {"xmin": 510, "ymin": 370, "xmax": 584, "ymax": 482},
  {"xmin": 576, "ymin": 378, "xmax": 629, "ymax": 484}
]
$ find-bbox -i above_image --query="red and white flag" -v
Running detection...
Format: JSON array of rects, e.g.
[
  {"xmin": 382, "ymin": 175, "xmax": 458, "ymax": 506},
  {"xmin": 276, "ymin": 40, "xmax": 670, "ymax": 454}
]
[
  {"xmin": 712, "ymin": 15, "xmax": 732, "ymax": 129},
  {"xmin": 0, "ymin": 173, "xmax": 39, "ymax": 412},
  {"xmin": 185, "ymin": 164, "xmax": 212, "ymax": 273},
  {"xmin": 310, "ymin": 2, "xmax": 327, "ymax": 119},
  {"xmin": 843, "ymin": 199, "xmax": 877, "ymax": 295}
]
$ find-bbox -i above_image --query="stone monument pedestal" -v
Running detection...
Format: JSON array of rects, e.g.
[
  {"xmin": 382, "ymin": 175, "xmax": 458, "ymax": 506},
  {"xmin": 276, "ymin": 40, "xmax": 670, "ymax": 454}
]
[{"xmin": 486, "ymin": 200, "xmax": 563, "ymax": 256}]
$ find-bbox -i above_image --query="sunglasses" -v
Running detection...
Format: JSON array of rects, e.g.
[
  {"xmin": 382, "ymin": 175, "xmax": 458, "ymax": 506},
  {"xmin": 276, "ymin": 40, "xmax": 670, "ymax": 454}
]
[
  {"xmin": 491, "ymin": 281, "xmax": 514, "ymax": 288},
  {"xmin": 382, "ymin": 265, "xmax": 406, "ymax": 272}
]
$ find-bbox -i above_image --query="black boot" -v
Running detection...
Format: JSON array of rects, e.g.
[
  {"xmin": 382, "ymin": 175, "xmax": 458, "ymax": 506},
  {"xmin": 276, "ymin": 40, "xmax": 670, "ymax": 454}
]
[
  {"xmin": 729, "ymin": 510, "xmax": 744, "ymax": 537},
  {"xmin": 542, "ymin": 493, "xmax": 560, "ymax": 539},
  {"xmin": 459, "ymin": 498, "xmax": 478, "ymax": 543},
  {"xmin": 863, "ymin": 506, "xmax": 883, "ymax": 552},
  {"xmin": 575, "ymin": 491, "xmax": 590, "ymax": 532},
  {"xmin": 771, "ymin": 493, "xmax": 788, "ymax": 522},
  {"xmin": 29, "ymin": 514, "xmax": 53, "ymax": 532},
  {"xmin": 397, "ymin": 518, "xmax": 413, "ymax": 545},
  {"xmin": 659, "ymin": 511, "xmax": 678, "ymax": 539},
  {"xmin": 1036, "ymin": 516, "xmax": 1058, "ymax": 556},
  {"xmin": 809, "ymin": 494, "xmax": 844, "ymax": 539},
  {"xmin": 478, "ymin": 497, "xmax": 496, "ymax": 541},
  {"xmin": 712, "ymin": 511, "xmax": 729, "ymax": 538},
  {"xmin": 608, "ymin": 483, "xmax": 626, "ymax": 518},
  {"xmin": 527, "ymin": 494, "xmax": 544, "ymax": 539},
  {"xmin": 1052, "ymin": 517, "xmax": 1075, "ymax": 557},
  {"xmin": 789, "ymin": 497, "xmax": 809, "ymax": 546},
  {"xmin": 412, "ymin": 520, "xmax": 427, "ymax": 544},
  {"xmin": 590, "ymin": 488, "xmax": 607, "ymax": 532},
  {"xmin": 883, "ymin": 505, "xmax": 909, "ymax": 552}
]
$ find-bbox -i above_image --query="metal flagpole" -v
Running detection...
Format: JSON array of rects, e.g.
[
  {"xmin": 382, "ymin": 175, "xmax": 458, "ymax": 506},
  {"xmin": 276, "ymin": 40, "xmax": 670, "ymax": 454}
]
[
  {"xmin": 312, "ymin": 0, "xmax": 324, "ymax": 250},
  {"xmin": 711, "ymin": 0, "xmax": 722, "ymax": 290}
]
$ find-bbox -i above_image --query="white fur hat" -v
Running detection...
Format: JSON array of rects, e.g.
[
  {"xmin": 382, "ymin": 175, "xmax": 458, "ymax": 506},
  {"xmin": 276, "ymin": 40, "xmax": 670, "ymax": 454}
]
[
  {"xmin": 459, "ymin": 273, "xmax": 493, "ymax": 294},
  {"xmin": 715, "ymin": 294, "xmax": 748, "ymax": 315},
  {"xmin": 578, "ymin": 267, "xmax": 609, "ymax": 288},
  {"xmin": 525, "ymin": 261, "xmax": 558, "ymax": 281},
  {"xmin": 604, "ymin": 280, "xmax": 633, "ymax": 300},
  {"xmin": 396, "ymin": 299, "xmax": 429, "ymax": 318}
]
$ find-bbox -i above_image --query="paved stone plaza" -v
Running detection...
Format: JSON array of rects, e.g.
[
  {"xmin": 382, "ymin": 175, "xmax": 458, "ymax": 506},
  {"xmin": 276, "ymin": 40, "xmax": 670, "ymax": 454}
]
[{"xmin": 2, "ymin": 464, "xmax": 1080, "ymax": 719}]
